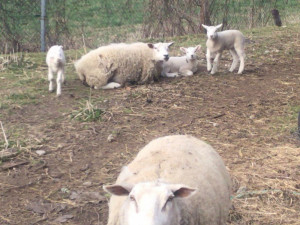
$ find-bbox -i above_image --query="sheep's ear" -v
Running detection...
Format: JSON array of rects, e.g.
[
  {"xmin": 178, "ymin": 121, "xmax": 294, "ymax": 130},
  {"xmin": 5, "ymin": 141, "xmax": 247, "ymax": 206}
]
[
  {"xmin": 216, "ymin": 24, "xmax": 223, "ymax": 30},
  {"xmin": 180, "ymin": 47, "xmax": 186, "ymax": 53},
  {"xmin": 168, "ymin": 42, "xmax": 174, "ymax": 47},
  {"xmin": 195, "ymin": 45, "xmax": 201, "ymax": 52},
  {"xmin": 147, "ymin": 43, "xmax": 154, "ymax": 49},
  {"xmin": 201, "ymin": 24, "xmax": 208, "ymax": 30},
  {"xmin": 170, "ymin": 184, "xmax": 196, "ymax": 198},
  {"xmin": 104, "ymin": 184, "xmax": 133, "ymax": 196}
]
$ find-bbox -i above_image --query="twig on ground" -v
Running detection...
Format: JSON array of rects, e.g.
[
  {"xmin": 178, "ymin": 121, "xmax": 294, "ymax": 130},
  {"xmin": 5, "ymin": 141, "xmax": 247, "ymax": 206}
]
[{"xmin": 0, "ymin": 121, "xmax": 9, "ymax": 149}]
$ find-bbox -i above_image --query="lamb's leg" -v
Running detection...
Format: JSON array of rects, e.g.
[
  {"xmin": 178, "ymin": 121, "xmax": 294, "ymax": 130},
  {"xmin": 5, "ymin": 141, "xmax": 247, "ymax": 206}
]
[
  {"xmin": 61, "ymin": 68, "xmax": 66, "ymax": 85},
  {"xmin": 229, "ymin": 49, "xmax": 239, "ymax": 72},
  {"xmin": 56, "ymin": 69, "xmax": 63, "ymax": 96},
  {"xmin": 211, "ymin": 52, "xmax": 222, "ymax": 75},
  {"xmin": 48, "ymin": 68, "xmax": 55, "ymax": 93},
  {"xmin": 206, "ymin": 49, "xmax": 212, "ymax": 72},
  {"xmin": 180, "ymin": 69, "xmax": 193, "ymax": 76},
  {"xmin": 101, "ymin": 82, "xmax": 121, "ymax": 89},
  {"xmin": 165, "ymin": 72, "xmax": 179, "ymax": 78},
  {"xmin": 236, "ymin": 49, "xmax": 245, "ymax": 74}
]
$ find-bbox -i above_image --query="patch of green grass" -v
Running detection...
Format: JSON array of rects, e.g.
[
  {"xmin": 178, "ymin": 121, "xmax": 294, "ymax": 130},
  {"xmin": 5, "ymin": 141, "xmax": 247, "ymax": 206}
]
[
  {"xmin": 273, "ymin": 105, "xmax": 300, "ymax": 134},
  {"xmin": 123, "ymin": 108, "xmax": 133, "ymax": 114},
  {"xmin": 7, "ymin": 93, "xmax": 36, "ymax": 101},
  {"xmin": 70, "ymin": 100, "xmax": 105, "ymax": 122}
]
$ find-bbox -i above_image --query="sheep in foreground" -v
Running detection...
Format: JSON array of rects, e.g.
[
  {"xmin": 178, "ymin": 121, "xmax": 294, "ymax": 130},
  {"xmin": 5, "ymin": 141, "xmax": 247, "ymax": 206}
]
[
  {"xmin": 46, "ymin": 45, "xmax": 66, "ymax": 96},
  {"xmin": 104, "ymin": 135, "xmax": 232, "ymax": 225},
  {"xmin": 202, "ymin": 24, "xmax": 246, "ymax": 75},
  {"xmin": 161, "ymin": 45, "xmax": 202, "ymax": 77},
  {"xmin": 75, "ymin": 42, "xmax": 173, "ymax": 90}
]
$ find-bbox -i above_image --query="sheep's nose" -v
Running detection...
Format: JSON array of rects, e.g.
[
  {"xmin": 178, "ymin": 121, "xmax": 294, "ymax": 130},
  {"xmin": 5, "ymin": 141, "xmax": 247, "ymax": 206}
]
[
  {"xmin": 164, "ymin": 55, "xmax": 169, "ymax": 61},
  {"xmin": 210, "ymin": 35, "xmax": 214, "ymax": 39}
]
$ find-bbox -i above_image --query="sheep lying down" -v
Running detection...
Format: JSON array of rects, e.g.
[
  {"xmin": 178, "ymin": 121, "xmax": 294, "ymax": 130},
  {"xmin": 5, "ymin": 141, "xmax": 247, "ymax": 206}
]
[
  {"xmin": 104, "ymin": 135, "xmax": 232, "ymax": 225},
  {"xmin": 75, "ymin": 42, "xmax": 173, "ymax": 90},
  {"xmin": 162, "ymin": 45, "xmax": 202, "ymax": 77}
]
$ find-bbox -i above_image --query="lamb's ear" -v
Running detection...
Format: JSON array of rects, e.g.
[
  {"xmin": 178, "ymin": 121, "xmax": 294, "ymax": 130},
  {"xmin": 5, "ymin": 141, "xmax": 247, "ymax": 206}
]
[
  {"xmin": 180, "ymin": 47, "xmax": 186, "ymax": 53},
  {"xmin": 170, "ymin": 184, "xmax": 196, "ymax": 198},
  {"xmin": 201, "ymin": 24, "xmax": 208, "ymax": 30},
  {"xmin": 168, "ymin": 42, "xmax": 174, "ymax": 47},
  {"xmin": 216, "ymin": 24, "xmax": 223, "ymax": 30},
  {"xmin": 195, "ymin": 45, "xmax": 201, "ymax": 52},
  {"xmin": 103, "ymin": 184, "xmax": 133, "ymax": 196},
  {"xmin": 148, "ymin": 43, "xmax": 154, "ymax": 49}
]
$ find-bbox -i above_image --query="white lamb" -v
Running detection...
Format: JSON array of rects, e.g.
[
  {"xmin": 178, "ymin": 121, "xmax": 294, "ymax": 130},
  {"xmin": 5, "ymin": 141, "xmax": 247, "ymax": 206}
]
[
  {"xmin": 75, "ymin": 42, "xmax": 173, "ymax": 90},
  {"xmin": 202, "ymin": 24, "xmax": 246, "ymax": 74},
  {"xmin": 161, "ymin": 45, "xmax": 201, "ymax": 77},
  {"xmin": 104, "ymin": 135, "xmax": 232, "ymax": 225},
  {"xmin": 46, "ymin": 45, "xmax": 66, "ymax": 96}
]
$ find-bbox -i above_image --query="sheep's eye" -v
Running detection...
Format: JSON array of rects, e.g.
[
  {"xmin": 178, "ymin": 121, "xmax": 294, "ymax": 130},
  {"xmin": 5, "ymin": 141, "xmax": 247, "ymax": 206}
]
[
  {"xmin": 167, "ymin": 195, "xmax": 174, "ymax": 202},
  {"xmin": 129, "ymin": 195, "xmax": 135, "ymax": 201}
]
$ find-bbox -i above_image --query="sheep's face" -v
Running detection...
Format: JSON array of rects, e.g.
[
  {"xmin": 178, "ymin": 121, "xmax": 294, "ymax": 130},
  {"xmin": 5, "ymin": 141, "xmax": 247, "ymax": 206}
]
[
  {"xmin": 202, "ymin": 24, "xmax": 222, "ymax": 40},
  {"xmin": 148, "ymin": 42, "xmax": 174, "ymax": 62},
  {"xmin": 180, "ymin": 45, "xmax": 201, "ymax": 61},
  {"xmin": 104, "ymin": 182, "xmax": 195, "ymax": 225},
  {"xmin": 46, "ymin": 45, "xmax": 65, "ymax": 65}
]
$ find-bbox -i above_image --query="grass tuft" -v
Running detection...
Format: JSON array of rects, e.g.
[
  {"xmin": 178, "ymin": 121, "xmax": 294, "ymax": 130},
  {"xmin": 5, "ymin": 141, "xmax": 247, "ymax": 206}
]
[{"xmin": 70, "ymin": 100, "xmax": 105, "ymax": 122}]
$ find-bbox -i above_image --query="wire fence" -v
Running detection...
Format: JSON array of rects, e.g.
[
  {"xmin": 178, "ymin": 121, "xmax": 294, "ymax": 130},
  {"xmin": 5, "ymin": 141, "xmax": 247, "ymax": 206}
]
[{"xmin": 0, "ymin": 0, "xmax": 299, "ymax": 53}]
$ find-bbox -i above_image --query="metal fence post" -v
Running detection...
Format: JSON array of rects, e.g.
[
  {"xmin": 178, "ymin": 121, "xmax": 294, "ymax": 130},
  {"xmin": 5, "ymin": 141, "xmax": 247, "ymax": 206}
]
[{"xmin": 41, "ymin": 0, "xmax": 46, "ymax": 52}]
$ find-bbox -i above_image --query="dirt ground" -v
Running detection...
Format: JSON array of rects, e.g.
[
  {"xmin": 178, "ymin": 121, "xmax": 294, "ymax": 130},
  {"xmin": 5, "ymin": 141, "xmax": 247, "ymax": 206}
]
[{"xmin": 0, "ymin": 25, "xmax": 300, "ymax": 225}]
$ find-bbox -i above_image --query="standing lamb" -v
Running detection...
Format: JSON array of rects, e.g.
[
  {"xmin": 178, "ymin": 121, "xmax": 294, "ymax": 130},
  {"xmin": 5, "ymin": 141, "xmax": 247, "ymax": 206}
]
[
  {"xmin": 46, "ymin": 45, "xmax": 66, "ymax": 96},
  {"xmin": 104, "ymin": 135, "xmax": 232, "ymax": 225},
  {"xmin": 161, "ymin": 45, "xmax": 202, "ymax": 77},
  {"xmin": 75, "ymin": 42, "xmax": 173, "ymax": 90},
  {"xmin": 202, "ymin": 24, "xmax": 246, "ymax": 75}
]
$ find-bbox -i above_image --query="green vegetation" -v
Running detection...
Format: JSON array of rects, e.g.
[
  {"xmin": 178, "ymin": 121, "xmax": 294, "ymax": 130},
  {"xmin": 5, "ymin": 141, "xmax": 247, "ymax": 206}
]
[
  {"xmin": 1, "ymin": 0, "xmax": 299, "ymax": 52},
  {"xmin": 70, "ymin": 99, "xmax": 105, "ymax": 122}
]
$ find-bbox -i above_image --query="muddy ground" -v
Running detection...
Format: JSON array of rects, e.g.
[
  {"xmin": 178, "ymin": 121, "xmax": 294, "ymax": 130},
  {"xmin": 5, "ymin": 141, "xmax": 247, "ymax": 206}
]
[{"xmin": 0, "ymin": 25, "xmax": 299, "ymax": 224}]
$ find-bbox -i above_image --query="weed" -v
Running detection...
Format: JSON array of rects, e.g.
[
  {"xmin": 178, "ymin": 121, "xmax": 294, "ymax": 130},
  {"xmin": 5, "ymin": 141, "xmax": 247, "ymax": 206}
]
[{"xmin": 70, "ymin": 100, "xmax": 105, "ymax": 122}]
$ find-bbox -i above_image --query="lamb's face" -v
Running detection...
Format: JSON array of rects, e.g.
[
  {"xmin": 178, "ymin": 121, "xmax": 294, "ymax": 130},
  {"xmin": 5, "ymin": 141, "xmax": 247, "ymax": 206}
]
[
  {"xmin": 202, "ymin": 24, "xmax": 222, "ymax": 40},
  {"xmin": 148, "ymin": 42, "xmax": 174, "ymax": 62},
  {"xmin": 180, "ymin": 45, "xmax": 201, "ymax": 61},
  {"xmin": 104, "ymin": 182, "xmax": 195, "ymax": 225},
  {"xmin": 46, "ymin": 45, "xmax": 65, "ymax": 65}
]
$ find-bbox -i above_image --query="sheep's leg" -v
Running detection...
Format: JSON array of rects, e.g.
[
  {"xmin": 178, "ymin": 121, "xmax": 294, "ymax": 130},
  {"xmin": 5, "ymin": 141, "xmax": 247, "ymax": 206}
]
[
  {"xmin": 206, "ymin": 49, "xmax": 212, "ymax": 72},
  {"xmin": 48, "ymin": 68, "xmax": 55, "ymax": 93},
  {"xmin": 180, "ymin": 69, "xmax": 193, "ymax": 76},
  {"xmin": 211, "ymin": 52, "xmax": 222, "ymax": 75},
  {"xmin": 236, "ymin": 49, "xmax": 245, "ymax": 74},
  {"xmin": 101, "ymin": 82, "xmax": 121, "ymax": 89},
  {"xmin": 56, "ymin": 69, "xmax": 63, "ymax": 96},
  {"xmin": 165, "ymin": 72, "xmax": 179, "ymax": 78},
  {"xmin": 229, "ymin": 49, "xmax": 239, "ymax": 72},
  {"xmin": 61, "ymin": 68, "xmax": 66, "ymax": 85}
]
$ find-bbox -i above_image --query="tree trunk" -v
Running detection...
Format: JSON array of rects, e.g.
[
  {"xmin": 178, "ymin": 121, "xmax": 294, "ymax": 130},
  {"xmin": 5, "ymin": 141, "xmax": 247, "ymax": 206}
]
[{"xmin": 200, "ymin": 0, "xmax": 211, "ymax": 31}]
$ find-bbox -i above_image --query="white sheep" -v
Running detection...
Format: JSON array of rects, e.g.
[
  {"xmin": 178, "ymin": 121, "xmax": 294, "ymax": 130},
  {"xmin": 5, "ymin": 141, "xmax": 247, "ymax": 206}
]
[
  {"xmin": 104, "ymin": 135, "xmax": 232, "ymax": 225},
  {"xmin": 202, "ymin": 24, "xmax": 246, "ymax": 74},
  {"xmin": 161, "ymin": 45, "xmax": 201, "ymax": 77},
  {"xmin": 46, "ymin": 45, "xmax": 66, "ymax": 96},
  {"xmin": 75, "ymin": 42, "xmax": 173, "ymax": 90}
]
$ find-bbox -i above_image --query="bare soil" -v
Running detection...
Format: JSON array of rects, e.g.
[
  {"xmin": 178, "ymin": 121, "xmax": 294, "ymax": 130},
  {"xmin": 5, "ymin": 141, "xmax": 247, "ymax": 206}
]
[{"xmin": 0, "ymin": 26, "xmax": 299, "ymax": 225}]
